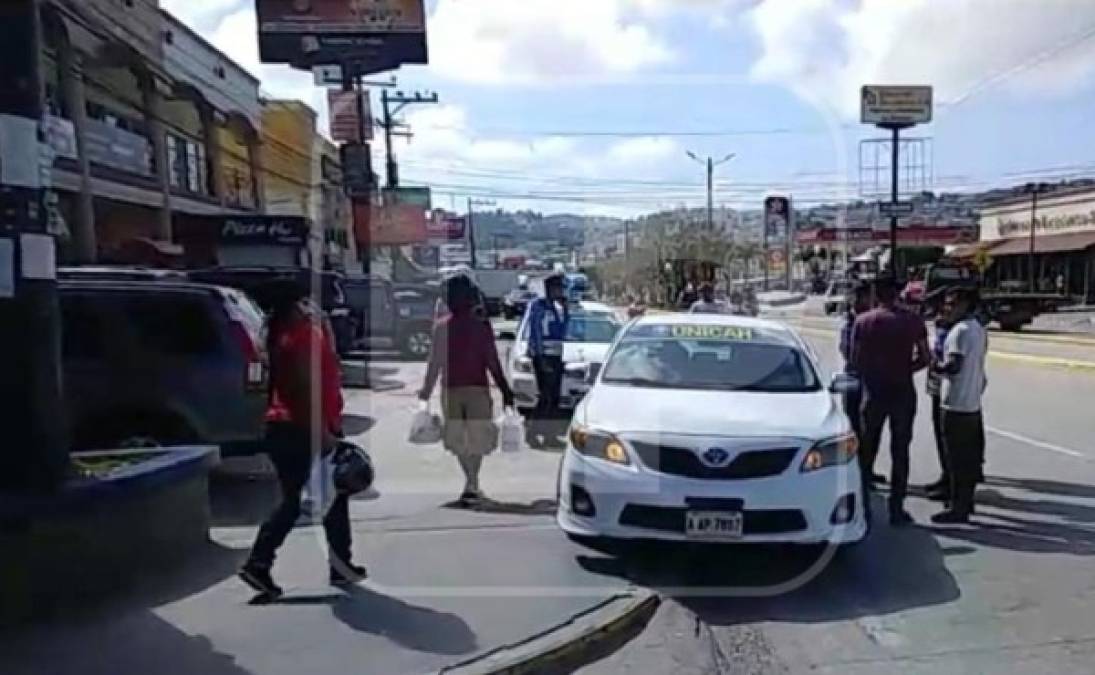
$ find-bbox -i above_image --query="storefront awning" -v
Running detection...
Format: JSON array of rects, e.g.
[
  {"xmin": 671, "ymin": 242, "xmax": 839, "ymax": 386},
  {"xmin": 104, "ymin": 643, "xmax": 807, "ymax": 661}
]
[
  {"xmin": 987, "ymin": 231, "xmax": 1095, "ymax": 256},
  {"xmin": 949, "ymin": 241, "xmax": 1002, "ymax": 259}
]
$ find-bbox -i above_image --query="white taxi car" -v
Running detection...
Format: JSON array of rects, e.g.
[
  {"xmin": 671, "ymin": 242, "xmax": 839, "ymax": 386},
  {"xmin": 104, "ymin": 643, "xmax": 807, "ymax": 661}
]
[
  {"xmin": 557, "ymin": 313, "xmax": 867, "ymax": 546},
  {"xmin": 507, "ymin": 301, "xmax": 623, "ymax": 413}
]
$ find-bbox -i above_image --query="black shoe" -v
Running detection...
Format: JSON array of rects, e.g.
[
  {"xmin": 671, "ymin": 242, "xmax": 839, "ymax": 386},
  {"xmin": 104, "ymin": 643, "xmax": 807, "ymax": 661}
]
[
  {"xmin": 925, "ymin": 478, "xmax": 948, "ymax": 492},
  {"xmin": 458, "ymin": 490, "xmax": 481, "ymax": 507},
  {"xmin": 330, "ymin": 563, "xmax": 368, "ymax": 587},
  {"xmin": 889, "ymin": 510, "xmax": 914, "ymax": 527},
  {"xmin": 931, "ymin": 509, "xmax": 970, "ymax": 524},
  {"xmin": 239, "ymin": 563, "xmax": 283, "ymax": 598},
  {"xmin": 870, "ymin": 473, "xmax": 888, "ymax": 485},
  {"xmin": 927, "ymin": 488, "xmax": 951, "ymax": 502}
]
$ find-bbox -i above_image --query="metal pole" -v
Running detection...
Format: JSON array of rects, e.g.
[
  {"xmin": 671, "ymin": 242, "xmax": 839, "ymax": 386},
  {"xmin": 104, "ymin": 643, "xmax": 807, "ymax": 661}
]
[
  {"xmin": 350, "ymin": 72, "xmax": 372, "ymax": 276},
  {"xmin": 467, "ymin": 197, "xmax": 477, "ymax": 269},
  {"xmin": 706, "ymin": 157, "xmax": 714, "ymax": 230},
  {"xmin": 1029, "ymin": 189, "xmax": 1038, "ymax": 293},
  {"xmin": 786, "ymin": 197, "xmax": 794, "ymax": 291},
  {"xmin": 890, "ymin": 126, "xmax": 900, "ymax": 282},
  {"xmin": 382, "ymin": 89, "xmax": 397, "ymax": 189}
]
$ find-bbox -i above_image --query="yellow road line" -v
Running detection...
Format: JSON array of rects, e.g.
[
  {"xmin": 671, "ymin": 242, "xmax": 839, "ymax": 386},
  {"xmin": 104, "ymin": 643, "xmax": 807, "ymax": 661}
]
[{"xmin": 791, "ymin": 325, "xmax": 1095, "ymax": 372}]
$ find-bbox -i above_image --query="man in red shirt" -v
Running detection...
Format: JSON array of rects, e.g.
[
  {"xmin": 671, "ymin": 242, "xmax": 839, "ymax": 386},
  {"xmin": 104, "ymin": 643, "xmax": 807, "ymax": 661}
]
[
  {"xmin": 852, "ymin": 277, "xmax": 930, "ymax": 526},
  {"xmin": 240, "ymin": 280, "xmax": 362, "ymax": 599}
]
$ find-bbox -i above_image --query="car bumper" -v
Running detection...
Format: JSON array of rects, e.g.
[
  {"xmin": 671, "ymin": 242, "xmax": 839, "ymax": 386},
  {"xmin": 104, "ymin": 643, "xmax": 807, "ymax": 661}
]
[
  {"xmin": 512, "ymin": 372, "xmax": 590, "ymax": 411},
  {"xmin": 556, "ymin": 448, "xmax": 867, "ymax": 545}
]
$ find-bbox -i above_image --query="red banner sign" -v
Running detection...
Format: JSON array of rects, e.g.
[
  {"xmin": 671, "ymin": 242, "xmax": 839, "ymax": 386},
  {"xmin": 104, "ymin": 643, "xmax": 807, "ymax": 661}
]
[{"xmin": 354, "ymin": 200, "xmax": 427, "ymax": 246}]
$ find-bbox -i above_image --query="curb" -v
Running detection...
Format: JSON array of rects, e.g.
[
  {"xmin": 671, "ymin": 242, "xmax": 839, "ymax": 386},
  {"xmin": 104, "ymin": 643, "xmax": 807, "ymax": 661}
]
[{"xmin": 439, "ymin": 590, "xmax": 660, "ymax": 675}]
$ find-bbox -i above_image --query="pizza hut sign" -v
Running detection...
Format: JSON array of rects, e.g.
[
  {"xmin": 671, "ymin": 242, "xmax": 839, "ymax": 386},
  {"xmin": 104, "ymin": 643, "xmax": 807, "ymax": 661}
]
[{"xmin": 218, "ymin": 216, "xmax": 308, "ymax": 246}]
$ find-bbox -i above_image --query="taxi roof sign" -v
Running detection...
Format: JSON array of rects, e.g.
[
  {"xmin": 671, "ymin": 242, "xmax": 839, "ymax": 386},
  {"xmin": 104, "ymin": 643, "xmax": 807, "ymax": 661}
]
[{"xmin": 861, "ymin": 85, "xmax": 932, "ymax": 127}]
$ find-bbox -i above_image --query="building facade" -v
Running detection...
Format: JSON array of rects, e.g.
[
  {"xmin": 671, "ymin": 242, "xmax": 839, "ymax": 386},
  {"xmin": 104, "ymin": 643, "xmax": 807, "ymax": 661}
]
[
  {"xmin": 977, "ymin": 186, "xmax": 1095, "ymax": 303},
  {"xmin": 40, "ymin": 0, "xmax": 265, "ymax": 264}
]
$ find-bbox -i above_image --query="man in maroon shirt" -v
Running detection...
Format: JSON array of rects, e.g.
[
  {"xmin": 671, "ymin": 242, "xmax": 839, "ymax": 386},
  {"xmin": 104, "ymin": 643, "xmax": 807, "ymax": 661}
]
[
  {"xmin": 420, "ymin": 275, "xmax": 515, "ymax": 505},
  {"xmin": 852, "ymin": 277, "xmax": 930, "ymax": 526}
]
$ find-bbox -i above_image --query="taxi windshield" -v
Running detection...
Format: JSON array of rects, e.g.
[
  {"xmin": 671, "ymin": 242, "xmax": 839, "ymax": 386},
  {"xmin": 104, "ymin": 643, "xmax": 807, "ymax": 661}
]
[{"xmin": 602, "ymin": 327, "xmax": 820, "ymax": 392}]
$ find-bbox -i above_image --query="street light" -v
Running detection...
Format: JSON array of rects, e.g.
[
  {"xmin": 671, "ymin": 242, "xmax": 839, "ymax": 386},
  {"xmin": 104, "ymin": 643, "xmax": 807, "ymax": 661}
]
[{"xmin": 686, "ymin": 151, "xmax": 736, "ymax": 230}]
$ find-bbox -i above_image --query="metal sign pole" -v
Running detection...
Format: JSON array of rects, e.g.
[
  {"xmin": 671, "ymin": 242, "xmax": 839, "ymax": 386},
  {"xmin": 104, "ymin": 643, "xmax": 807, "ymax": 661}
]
[{"xmin": 890, "ymin": 126, "xmax": 900, "ymax": 282}]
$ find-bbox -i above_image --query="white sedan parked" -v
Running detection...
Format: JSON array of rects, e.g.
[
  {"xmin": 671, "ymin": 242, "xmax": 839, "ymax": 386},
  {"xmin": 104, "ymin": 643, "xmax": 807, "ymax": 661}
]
[{"xmin": 557, "ymin": 313, "xmax": 867, "ymax": 546}]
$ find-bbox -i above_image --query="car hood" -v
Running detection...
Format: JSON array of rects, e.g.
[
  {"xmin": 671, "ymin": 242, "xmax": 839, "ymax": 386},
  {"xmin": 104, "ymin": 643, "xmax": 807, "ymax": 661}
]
[
  {"xmin": 579, "ymin": 384, "xmax": 846, "ymax": 439},
  {"xmin": 511, "ymin": 341, "xmax": 612, "ymax": 365}
]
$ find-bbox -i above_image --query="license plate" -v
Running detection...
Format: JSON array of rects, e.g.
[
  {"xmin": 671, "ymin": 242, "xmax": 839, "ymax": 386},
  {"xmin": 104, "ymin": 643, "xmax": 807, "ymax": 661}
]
[{"xmin": 685, "ymin": 511, "xmax": 743, "ymax": 540}]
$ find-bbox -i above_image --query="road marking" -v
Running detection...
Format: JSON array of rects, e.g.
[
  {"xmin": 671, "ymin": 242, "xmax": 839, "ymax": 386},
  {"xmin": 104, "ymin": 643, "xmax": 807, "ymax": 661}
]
[{"xmin": 985, "ymin": 427, "xmax": 1086, "ymax": 459}]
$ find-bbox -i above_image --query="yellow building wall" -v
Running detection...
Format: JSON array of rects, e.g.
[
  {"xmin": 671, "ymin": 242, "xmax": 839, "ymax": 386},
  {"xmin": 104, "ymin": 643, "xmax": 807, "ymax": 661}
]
[{"xmin": 261, "ymin": 101, "xmax": 316, "ymax": 216}]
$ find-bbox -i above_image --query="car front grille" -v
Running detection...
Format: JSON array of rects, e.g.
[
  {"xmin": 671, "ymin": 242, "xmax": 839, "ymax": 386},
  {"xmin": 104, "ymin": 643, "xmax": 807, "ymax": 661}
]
[
  {"xmin": 619, "ymin": 504, "xmax": 807, "ymax": 535},
  {"xmin": 629, "ymin": 442, "xmax": 798, "ymax": 480}
]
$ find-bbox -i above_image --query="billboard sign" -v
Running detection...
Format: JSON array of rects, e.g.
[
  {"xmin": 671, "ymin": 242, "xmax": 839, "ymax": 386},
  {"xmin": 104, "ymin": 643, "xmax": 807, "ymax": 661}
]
[
  {"xmin": 426, "ymin": 211, "xmax": 466, "ymax": 240},
  {"xmin": 340, "ymin": 142, "xmax": 372, "ymax": 197},
  {"xmin": 383, "ymin": 186, "xmax": 431, "ymax": 209},
  {"xmin": 256, "ymin": 0, "xmax": 428, "ymax": 69},
  {"xmin": 215, "ymin": 215, "xmax": 309, "ymax": 246},
  {"xmin": 355, "ymin": 200, "xmax": 427, "ymax": 245},
  {"xmin": 861, "ymin": 85, "xmax": 932, "ymax": 127},
  {"xmin": 327, "ymin": 89, "xmax": 372, "ymax": 142},
  {"xmin": 764, "ymin": 195, "xmax": 790, "ymax": 243}
]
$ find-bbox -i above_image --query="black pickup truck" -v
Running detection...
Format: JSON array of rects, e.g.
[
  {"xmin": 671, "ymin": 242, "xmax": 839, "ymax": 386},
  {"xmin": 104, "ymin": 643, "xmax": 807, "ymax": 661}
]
[
  {"xmin": 343, "ymin": 276, "xmax": 438, "ymax": 359},
  {"xmin": 907, "ymin": 262, "xmax": 1068, "ymax": 331}
]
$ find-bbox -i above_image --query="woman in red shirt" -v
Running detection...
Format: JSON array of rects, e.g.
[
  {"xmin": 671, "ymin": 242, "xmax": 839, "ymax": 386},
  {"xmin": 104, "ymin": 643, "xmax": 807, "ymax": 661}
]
[
  {"xmin": 239, "ymin": 279, "xmax": 364, "ymax": 599},
  {"xmin": 420, "ymin": 275, "xmax": 515, "ymax": 505}
]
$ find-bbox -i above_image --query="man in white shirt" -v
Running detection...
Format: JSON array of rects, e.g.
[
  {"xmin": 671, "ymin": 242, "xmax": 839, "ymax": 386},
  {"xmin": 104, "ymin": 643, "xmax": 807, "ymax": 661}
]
[
  {"xmin": 930, "ymin": 287, "xmax": 988, "ymax": 524},
  {"xmin": 689, "ymin": 283, "xmax": 728, "ymax": 314}
]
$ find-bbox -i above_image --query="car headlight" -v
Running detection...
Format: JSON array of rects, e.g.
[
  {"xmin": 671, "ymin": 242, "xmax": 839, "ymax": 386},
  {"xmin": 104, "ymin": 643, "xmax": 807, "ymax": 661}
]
[
  {"xmin": 800, "ymin": 434, "xmax": 858, "ymax": 472},
  {"xmin": 568, "ymin": 425, "xmax": 630, "ymax": 465},
  {"xmin": 515, "ymin": 356, "xmax": 533, "ymax": 374}
]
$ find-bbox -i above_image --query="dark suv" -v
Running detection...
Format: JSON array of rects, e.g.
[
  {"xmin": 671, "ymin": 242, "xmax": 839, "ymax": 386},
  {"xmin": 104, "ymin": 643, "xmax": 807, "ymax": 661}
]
[
  {"xmin": 343, "ymin": 276, "xmax": 438, "ymax": 359},
  {"xmin": 187, "ymin": 266, "xmax": 354, "ymax": 355},
  {"xmin": 58, "ymin": 275, "xmax": 268, "ymax": 453}
]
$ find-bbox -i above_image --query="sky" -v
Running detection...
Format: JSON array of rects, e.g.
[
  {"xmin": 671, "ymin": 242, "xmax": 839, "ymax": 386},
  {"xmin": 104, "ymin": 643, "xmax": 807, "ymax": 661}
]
[{"xmin": 163, "ymin": 0, "xmax": 1095, "ymax": 217}]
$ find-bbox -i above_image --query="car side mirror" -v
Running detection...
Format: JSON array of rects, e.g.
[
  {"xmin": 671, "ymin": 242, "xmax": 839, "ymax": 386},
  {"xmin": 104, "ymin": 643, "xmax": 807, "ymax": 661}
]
[
  {"xmin": 829, "ymin": 373, "xmax": 859, "ymax": 395},
  {"xmin": 587, "ymin": 362, "xmax": 602, "ymax": 384},
  {"xmin": 497, "ymin": 329, "xmax": 517, "ymax": 341}
]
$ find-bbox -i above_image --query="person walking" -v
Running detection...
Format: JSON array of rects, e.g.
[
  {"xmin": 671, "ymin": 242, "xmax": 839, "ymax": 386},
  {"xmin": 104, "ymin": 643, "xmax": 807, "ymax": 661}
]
[
  {"xmin": 689, "ymin": 282, "xmax": 728, "ymax": 314},
  {"xmin": 931, "ymin": 288, "xmax": 989, "ymax": 524},
  {"xmin": 420, "ymin": 275, "xmax": 515, "ymax": 505},
  {"xmin": 239, "ymin": 280, "xmax": 363, "ymax": 599},
  {"xmin": 525, "ymin": 273, "xmax": 570, "ymax": 445},
  {"xmin": 839, "ymin": 282, "xmax": 872, "ymax": 451},
  {"xmin": 925, "ymin": 312, "xmax": 954, "ymax": 501},
  {"xmin": 852, "ymin": 276, "xmax": 931, "ymax": 526}
]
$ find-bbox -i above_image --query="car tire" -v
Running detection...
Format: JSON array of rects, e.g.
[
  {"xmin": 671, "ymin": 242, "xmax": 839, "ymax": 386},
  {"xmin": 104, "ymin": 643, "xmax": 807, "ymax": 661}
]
[{"xmin": 400, "ymin": 328, "xmax": 433, "ymax": 360}]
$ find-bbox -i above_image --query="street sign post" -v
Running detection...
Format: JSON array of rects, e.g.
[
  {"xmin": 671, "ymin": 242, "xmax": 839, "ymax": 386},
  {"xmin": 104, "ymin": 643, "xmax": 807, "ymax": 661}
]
[{"xmin": 861, "ymin": 85, "xmax": 933, "ymax": 280}]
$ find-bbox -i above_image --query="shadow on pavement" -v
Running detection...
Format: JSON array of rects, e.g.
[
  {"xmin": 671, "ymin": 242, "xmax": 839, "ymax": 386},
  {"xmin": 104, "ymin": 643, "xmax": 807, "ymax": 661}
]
[
  {"xmin": 574, "ymin": 494, "xmax": 960, "ymax": 627},
  {"xmin": 2, "ymin": 542, "xmax": 249, "ymax": 675},
  {"xmin": 342, "ymin": 413, "xmax": 376, "ymax": 436},
  {"xmin": 440, "ymin": 497, "xmax": 557, "ymax": 515},
  {"xmin": 209, "ymin": 475, "xmax": 279, "ymax": 528},
  {"xmin": 985, "ymin": 476, "xmax": 1095, "ymax": 500},
  {"xmin": 272, "ymin": 586, "xmax": 478, "ymax": 656}
]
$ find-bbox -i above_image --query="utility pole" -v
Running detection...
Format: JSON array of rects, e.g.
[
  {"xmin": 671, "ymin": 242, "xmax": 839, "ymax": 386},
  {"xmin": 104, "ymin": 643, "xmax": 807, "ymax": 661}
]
[
  {"xmin": 686, "ymin": 151, "xmax": 735, "ymax": 230},
  {"xmin": 379, "ymin": 89, "xmax": 438, "ymax": 189},
  {"xmin": 0, "ymin": 0, "xmax": 67, "ymax": 490},
  {"xmin": 889, "ymin": 126, "xmax": 900, "ymax": 282},
  {"xmin": 466, "ymin": 197, "xmax": 495, "ymax": 270}
]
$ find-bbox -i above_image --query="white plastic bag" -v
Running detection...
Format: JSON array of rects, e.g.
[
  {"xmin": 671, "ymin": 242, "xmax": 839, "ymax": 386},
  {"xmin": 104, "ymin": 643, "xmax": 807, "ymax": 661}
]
[
  {"xmin": 408, "ymin": 401, "xmax": 444, "ymax": 445},
  {"xmin": 300, "ymin": 453, "xmax": 337, "ymax": 523},
  {"xmin": 498, "ymin": 407, "xmax": 525, "ymax": 454}
]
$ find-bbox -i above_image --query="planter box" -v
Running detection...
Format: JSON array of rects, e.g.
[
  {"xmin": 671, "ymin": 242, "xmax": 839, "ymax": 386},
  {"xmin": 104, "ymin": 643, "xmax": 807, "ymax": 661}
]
[{"xmin": 0, "ymin": 446, "xmax": 219, "ymax": 627}]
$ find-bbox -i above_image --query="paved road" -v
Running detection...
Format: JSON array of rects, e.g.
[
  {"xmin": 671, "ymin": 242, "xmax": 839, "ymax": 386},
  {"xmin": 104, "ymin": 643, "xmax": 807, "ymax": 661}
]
[{"xmin": 581, "ymin": 314, "xmax": 1095, "ymax": 674}]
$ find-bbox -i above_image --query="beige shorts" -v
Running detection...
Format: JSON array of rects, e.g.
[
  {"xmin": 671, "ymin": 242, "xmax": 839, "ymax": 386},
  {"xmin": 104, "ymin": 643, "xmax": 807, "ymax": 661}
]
[{"xmin": 442, "ymin": 387, "xmax": 498, "ymax": 456}]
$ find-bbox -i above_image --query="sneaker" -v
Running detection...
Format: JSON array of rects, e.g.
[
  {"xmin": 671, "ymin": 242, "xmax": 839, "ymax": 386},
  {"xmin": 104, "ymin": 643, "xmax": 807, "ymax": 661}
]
[
  {"xmin": 870, "ymin": 473, "xmax": 888, "ymax": 485},
  {"xmin": 330, "ymin": 563, "xmax": 368, "ymax": 587},
  {"xmin": 930, "ymin": 509, "xmax": 970, "ymax": 524},
  {"xmin": 458, "ymin": 489, "xmax": 482, "ymax": 507},
  {"xmin": 239, "ymin": 563, "xmax": 283, "ymax": 598},
  {"xmin": 889, "ymin": 509, "xmax": 915, "ymax": 527}
]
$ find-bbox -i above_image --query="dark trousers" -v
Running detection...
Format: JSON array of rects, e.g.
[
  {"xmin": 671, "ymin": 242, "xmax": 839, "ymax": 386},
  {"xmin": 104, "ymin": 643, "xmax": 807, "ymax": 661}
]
[
  {"xmin": 860, "ymin": 392, "xmax": 916, "ymax": 514},
  {"xmin": 843, "ymin": 388, "xmax": 863, "ymax": 442},
  {"xmin": 531, "ymin": 355, "xmax": 564, "ymax": 428},
  {"xmin": 931, "ymin": 395, "xmax": 949, "ymax": 487},
  {"xmin": 943, "ymin": 410, "xmax": 985, "ymax": 514},
  {"xmin": 248, "ymin": 423, "xmax": 351, "ymax": 569}
]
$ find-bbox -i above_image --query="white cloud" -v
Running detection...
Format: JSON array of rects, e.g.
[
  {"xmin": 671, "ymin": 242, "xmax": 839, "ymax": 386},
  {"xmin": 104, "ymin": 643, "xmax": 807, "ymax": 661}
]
[
  {"xmin": 427, "ymin": 0, "xmax": 675, "ymax": 85},
  {"xmin": 748, "ymin": 0, "xmax": 1095, "ymax": 118},
  {"xmin": 161, "ymin": 0, "xmax": 246, "ymax": 34}
]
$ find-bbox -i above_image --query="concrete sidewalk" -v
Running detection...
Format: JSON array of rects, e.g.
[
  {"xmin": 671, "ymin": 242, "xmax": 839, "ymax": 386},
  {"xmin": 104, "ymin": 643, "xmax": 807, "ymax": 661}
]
[{"xmin": 2, "ymin": 361, "xmax": 637, "ymax": 675}]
